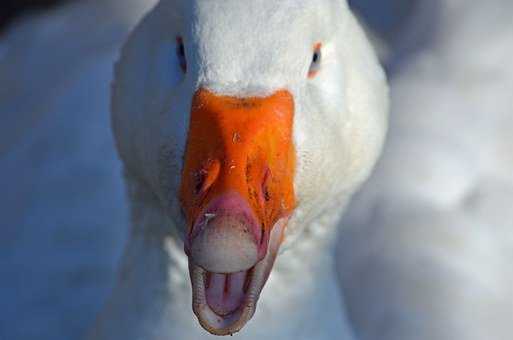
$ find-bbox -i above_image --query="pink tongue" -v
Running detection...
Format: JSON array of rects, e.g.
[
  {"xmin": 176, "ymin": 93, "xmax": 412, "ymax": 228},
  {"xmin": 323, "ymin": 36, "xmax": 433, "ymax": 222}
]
[{"xmin": 206, "ymin": 271, "xmax": 247, "ymax": 316}]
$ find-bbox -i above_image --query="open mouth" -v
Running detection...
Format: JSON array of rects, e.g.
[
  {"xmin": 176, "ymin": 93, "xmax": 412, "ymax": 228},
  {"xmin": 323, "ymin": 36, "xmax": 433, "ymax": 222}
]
[{"xmin": 188, "ymin": 218, "xmax": 286, "ymax": 336}]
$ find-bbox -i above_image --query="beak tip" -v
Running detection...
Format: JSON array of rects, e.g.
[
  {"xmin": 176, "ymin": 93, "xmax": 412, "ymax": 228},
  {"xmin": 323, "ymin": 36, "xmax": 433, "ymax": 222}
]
[{"xmin": 187, "ymin": 192, "xmax": 263, "ymax": 273}]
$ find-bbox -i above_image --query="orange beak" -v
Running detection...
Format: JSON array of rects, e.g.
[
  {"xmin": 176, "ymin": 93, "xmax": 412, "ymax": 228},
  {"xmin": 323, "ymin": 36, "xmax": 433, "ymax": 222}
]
[
  {"xmin": 180, "ymin": 88, "xmax": 296, "ymax": 256},
  {"xmin": 179, "ymin": 88, "xmax": 296, "ymax": 335}
]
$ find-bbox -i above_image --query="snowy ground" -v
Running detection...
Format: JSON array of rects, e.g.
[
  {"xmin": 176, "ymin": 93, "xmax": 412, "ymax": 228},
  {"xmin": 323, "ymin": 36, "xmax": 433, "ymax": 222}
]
[
  {"xmin": 1, "ymin": 1, "xmax": 512, "ymax": 340},
  {"xmin": 339, "ymin": 1, "xmax": 513, "ymax": 339}
]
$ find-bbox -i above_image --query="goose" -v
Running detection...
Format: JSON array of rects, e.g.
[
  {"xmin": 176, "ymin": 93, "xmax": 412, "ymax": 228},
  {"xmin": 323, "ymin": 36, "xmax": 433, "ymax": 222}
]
[
  {"xmin": 2, "ymin": 1, "xmax": 512, "ymax": 340},
  {"xmin": 88, "ymin": 0, "xmax": 388, "ymax": 338}
]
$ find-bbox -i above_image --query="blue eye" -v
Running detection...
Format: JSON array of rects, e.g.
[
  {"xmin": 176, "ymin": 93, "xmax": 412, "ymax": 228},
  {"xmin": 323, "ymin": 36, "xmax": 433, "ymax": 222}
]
[
  {"xmin": 312, "ymin": 51, "xmax": 320, "ymax": 63},
  {"xmin": 308, "ymin": 43, "xmax": 322, "ymax": 78},
  {"xmin": 176, "ymin": 36, "xmax": 187, "ymax": 73}
]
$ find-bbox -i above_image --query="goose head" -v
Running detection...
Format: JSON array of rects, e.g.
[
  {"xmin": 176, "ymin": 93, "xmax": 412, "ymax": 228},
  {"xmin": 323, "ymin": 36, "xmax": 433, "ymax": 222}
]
[{"xmin": 112, "ymin": 0, "xmax": 388, "ymax": 335}]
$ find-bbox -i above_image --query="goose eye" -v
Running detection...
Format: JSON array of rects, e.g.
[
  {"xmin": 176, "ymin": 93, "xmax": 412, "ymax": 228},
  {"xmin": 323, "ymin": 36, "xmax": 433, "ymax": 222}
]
[
  {"xmin": 308, "ymin": 43, "xmax": 322, "ymax": 78},
  {"xmin": 176, "ymin": 36, "xmax": 187, "ymax": 73}
]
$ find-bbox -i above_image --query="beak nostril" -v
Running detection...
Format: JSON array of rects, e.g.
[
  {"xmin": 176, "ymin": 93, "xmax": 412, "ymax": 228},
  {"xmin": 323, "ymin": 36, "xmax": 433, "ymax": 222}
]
[
  {"xmin": 194, "ymin": 169, "xmax": 207, "ymax": 195},
  {"xmin": 260, "ymin": 167, "xmax": 272, "ymax": 206},
  {"xmin": 264, "ymin": 188, "xmax": 271, "ymax": 202},
  {"xmin": 195, "ymin": 159, "xmax": 221, "ymax": 196}
]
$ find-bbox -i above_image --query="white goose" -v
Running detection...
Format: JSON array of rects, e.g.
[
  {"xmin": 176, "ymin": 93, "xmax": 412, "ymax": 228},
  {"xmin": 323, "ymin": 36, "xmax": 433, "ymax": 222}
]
[{"xmin": 89, "ymin": 0, "xmax": 388, "ymax": 339}]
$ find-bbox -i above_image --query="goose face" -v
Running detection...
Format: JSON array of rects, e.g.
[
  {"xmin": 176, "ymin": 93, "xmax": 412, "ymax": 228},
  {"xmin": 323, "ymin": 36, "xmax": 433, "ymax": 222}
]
[{"xmin": 112, "ymin": 0, "xmax": 387, "ymax": 335}]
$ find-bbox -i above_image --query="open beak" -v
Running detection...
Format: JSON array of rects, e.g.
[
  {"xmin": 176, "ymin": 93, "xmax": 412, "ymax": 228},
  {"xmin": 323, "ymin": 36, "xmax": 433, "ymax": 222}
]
[{"xmin": 179, "ymin": 88, "xmax": 296, "ymax": 335}]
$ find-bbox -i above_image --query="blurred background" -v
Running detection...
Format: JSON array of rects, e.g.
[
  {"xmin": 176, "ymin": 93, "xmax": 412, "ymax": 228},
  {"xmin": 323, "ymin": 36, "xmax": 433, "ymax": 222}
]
[
  {"xmin": 0, "ymin": 1, "xmax": 511, "ymax": 339},
  {"xmin": 0, "ymin": 0, "xmax": 64, "ymax": 33}
]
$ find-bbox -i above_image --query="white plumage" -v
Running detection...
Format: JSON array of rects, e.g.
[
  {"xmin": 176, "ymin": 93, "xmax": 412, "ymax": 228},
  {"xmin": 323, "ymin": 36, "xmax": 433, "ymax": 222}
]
[{"xmin": 91, "ymin": 0, "xmax": 387, "ymax": 338}]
